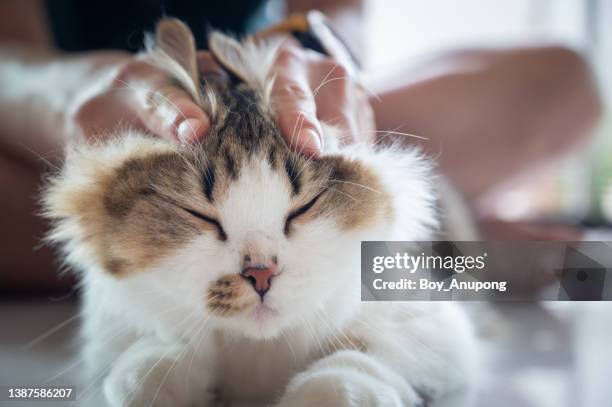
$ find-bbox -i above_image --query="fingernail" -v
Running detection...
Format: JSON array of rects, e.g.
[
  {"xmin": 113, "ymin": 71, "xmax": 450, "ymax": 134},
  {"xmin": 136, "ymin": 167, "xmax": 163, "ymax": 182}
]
[
  {"xmin": 300, "ymin": 128, "xmax": 322, "ymax": 155},
  {"xmin": 177, "ymin": 118, "xmax": 205, "ymax": 143}
]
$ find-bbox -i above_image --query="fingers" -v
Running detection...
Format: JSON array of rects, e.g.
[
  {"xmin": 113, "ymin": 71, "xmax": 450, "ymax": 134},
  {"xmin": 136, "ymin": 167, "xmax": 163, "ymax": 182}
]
[
  {"xmin": 309, "ymin": 55, "xmax": 355, "ymax": 144},
  {"xmin": 271, "ymin": 45, "xmax": 323, "ymax": 157},
  {"xmin": 77, "ymin": 47, "xmax": 371, "ymax": 153},
  {"xmin": 138, "ymin": 84, "xmax": 210, "ymax": 143},
  {"xmin": 270, "ymin": 43, "xmax": 373, "ymax": 155},
  {"xmin": 115, "ymin": 59, "xmax": 210, "ymax": 143}
]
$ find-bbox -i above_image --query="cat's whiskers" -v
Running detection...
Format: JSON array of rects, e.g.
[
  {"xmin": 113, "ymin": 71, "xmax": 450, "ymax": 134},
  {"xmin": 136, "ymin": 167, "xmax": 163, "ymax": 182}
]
[
  {"xmin": 430, "ymin": 140, "xmax": 444, "ymax": 162},
  {"xmin": 311, "ymin": 63, "xmax": 338, "ymax": 99},
  {"xmin": 320, "ymin": 185, "xmax": 358, "ymax": 202},
  {"xmin": 312, "ymin": 309, "xmax": 342, "ymax": 355},
  {"xmin": 307, "ymin": 178, "xmax": 363, "ymax": 203},
  {"xmin": 123, "ymin": 309, "xmax": 201, "ymax": 407},
  {"xmin": 293, "ymin": 64, "xmax": 342, "ymax": 163},
  {"xmin": 328, "ymin": 178, "xmax": 382, "ymax": 194},
  {"xmin": 291, "ymin": 143, "xmax": 315, "ymax": 183},
  {"xmin": 21, "ymin": 311, "xmax": 83, "ymax": 350},
  {"xmin": 15, "ymin": 141, "xmax": 61, "ymax": 170},
  {"xmin": 347, "ymin": 309, "xmax": 454, "ymax": 371},
  {"xmin": 307, "ymin": 316, "xmax": 333, "ymax": 359},
  {"xmin": 39, "ymin": 302, "xmax": 185, "ymax": 384},
  {"xmin": 291, "ymin": 112, "xmax": 310, "ymax": 169},
  {"xmin": 305, "ymin": 63, "xmax": 382, "ymax": 158},
  {"xmin": 288, "ymin": 111, "xmax": 307, "ymax": 160},
  {"xmin": 58, "ymin": 311, "xmax": 174, "ymax": 392},
  {"xmin": 147, "ymin": 331, "xmax": 199, "ymax": 407},
  {"xmin": 41, "ymin": 358, "xmax": 83, "ymax": 387},
  {"xmin": 392, "ymin": 308, "xmax": 463, "ymax": 369},
  {"xmin": 371, "ymin": 129, "xmax": 428, "ymax": 142},
  {"xmin": 68, "ymin": 360, "xmax": 112, "ymax": 406},
  {"xmin": 310, "ymin": 62, "xmax": 381, "ymax": 103},
  {"xmin": 184, "ymin": 311, "xmax": 216, "ymax": 381},
  {"xmin": 67, "ymin": 305, "xmax": 195, "ymax": 406},
  {"xmin": 283, "ymin": 109, "xmax": 305, "ymax": 173},
  {"xmin": 288, "ymin": 112, "xmax": 320, "ymax": 180},
  {"xmin": 315, "ymin": 307, "xmax": 362, "ymax": 353},
  {"xmin": 297, "ymin": 314, "xmax": 327, "ymax": 359},
  {"xmin": 278, "ymin": 328, "xmax": 298, "ymax": 364},
  {"xmin": 314, "ymin": 308, "xmax": 376, "ymax": 380},
  {"xmin": 317, "ymin": 311, "xmax": 362, "ymax": 364},
  {"xmin": 298, "ymin": 312, "xmax": 345, "ymax": 399}
]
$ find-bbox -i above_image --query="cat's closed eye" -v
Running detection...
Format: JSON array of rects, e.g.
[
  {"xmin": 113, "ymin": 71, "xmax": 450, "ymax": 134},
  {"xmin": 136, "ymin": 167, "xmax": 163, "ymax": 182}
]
[
  {"xmin": 284, "ymin": 191, "xmax": 325, "ymax": 236},
  {"xmin": 183, "ymin": 207, "xmax": 227, "ymax": 241}
]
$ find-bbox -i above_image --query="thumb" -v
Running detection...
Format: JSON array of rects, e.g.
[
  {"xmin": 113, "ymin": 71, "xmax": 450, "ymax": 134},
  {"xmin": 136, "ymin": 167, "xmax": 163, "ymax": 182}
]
[
  {"xmin": 116, "ymin": 59, "xmax": 210, "ymax": 143},
  {"xmin": 137, "ymin": 83, "xmax": 210, "ymax": 143}
]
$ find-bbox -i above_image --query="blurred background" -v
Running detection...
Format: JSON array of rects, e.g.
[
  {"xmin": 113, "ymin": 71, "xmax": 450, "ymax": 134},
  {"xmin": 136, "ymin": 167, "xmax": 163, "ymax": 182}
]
[{"xmin": 365, "ymin": 0, "xmax": 612, "ymax": 226}]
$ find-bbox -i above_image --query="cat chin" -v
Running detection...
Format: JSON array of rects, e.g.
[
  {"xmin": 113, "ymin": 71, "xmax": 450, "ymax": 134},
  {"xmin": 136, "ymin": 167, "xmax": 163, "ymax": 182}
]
[
  {"xmin": 223, "ymin": 318, "xmax": 285, "ymax": 341},
  {"xmin": 215, "ymin": 306, "xmax": 300, "ymax": 341},
  {"xmin": 251, "ymin": 303, "xmax": 279, "ymax": 320}
]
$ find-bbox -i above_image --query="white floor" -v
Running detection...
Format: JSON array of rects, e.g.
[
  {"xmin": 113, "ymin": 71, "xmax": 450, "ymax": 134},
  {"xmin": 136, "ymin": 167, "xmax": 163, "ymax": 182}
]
[{"xmin": 1, "ymin": 299, "xmax": 611, "ymax": 406}]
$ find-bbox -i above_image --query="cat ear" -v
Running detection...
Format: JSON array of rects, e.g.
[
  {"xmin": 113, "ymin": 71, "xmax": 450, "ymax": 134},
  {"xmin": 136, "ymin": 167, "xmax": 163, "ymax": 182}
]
[
  {"xmin": 208, "ymin": 31, "xmax": 280, "ymax": 104},
  {"xmin": 208, "ymin": 31, "xmax": 251, "ymax": 83},
  {"xmin": 155, "ymin": 18, "xmax": 200, "ymax": 87}
]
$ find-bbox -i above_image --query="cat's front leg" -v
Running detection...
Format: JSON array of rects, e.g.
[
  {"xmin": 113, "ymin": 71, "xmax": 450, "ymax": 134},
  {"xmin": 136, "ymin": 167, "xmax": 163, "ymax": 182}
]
[
  {"xmin": 274, "ymin": 350, "xmax": 423, "ymax": 407},
  {"xmin": 103, "ymin": 338, "xmax": 215, "ymax": 407}
]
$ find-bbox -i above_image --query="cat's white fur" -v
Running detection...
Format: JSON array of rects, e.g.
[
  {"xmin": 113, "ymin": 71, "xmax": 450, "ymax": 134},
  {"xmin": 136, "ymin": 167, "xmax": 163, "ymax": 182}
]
[{"xmin": 46, "ymin": 29, "xmax": 478, "ymax": 407}]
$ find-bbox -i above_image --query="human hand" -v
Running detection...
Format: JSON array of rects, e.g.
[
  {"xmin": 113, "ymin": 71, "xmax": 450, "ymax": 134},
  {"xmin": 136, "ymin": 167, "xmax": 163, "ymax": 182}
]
[
  {"xmin": 74, "ymin": 52, "xmax": 223, "ymax": 143},
  {"xmin": 269, "ymin": 40, "xmax": 374, "ymax": 156},
  {"xmin": 75, "ymin": 41, "xmax": 373, "ymax": 155}
]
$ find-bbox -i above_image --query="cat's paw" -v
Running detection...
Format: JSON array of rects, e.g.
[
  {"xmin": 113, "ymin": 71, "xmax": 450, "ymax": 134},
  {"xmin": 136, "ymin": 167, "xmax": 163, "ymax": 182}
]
[
  {"xmin": 103, "ymin": 344, "xmax": 214, "ymax": 407},
  {"xmin": 275, "ymin": 350, "xmax": 422, "ymax": 407},
  {"xmin": 104, "ymin": 358, "xmax": 181, "ymax": 407},
  {"xmin": 274, "ymin": 370, "xmax": 403, "ymax": 407}
]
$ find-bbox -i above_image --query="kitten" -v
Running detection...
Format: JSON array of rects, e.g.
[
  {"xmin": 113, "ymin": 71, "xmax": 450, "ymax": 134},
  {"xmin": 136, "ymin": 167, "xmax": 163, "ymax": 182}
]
[{"xmin": 43, "ymin": 19, "xmax": 477, "ymax": 407}]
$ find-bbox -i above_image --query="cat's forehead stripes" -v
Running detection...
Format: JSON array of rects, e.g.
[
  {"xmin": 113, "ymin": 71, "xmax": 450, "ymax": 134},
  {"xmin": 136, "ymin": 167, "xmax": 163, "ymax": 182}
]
[
  {"xmin": 211, "ymin": 85, "xmax": 279, "ymax": 152},
  {"xmin": 202, "ymin": 163, "xmax": 216, "ymax": 201},
  {"xmin": 267, "ymin": 145, "xmax": 277, "ymax": 169},
  {"xmin": 284, "ymin": 157, "xmax": 301, "ymax": 196},
  {"xmin": 223, "ymin": 146, "xmax": 238, "ymax": 179}
]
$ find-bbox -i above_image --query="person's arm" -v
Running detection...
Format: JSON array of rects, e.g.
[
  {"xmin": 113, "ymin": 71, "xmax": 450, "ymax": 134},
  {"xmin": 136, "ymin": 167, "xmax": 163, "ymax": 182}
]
[
  {"xmin": 0, "ymin": 1, "xmax": 214, "ymax": 168},
  {"xmin": 0, "ymin": 0, "xmax": 51, "ymax": 47},
  {"xmin": 0, "ymin": 1, "xmax": 212, "ymax": 293},
  {"xmin": 0, "ymin": 47, "xmax": 129, "ymax": 165},
  {"xmin": 0, "ymin": 0, "xmax": 75, "ymax": 294},
  {"xmin": 0, "ymin": 47, "xmax": 213, "ymax": 167},
  {"xmin": 368, "ymin": 46, "xmax": 602, "ymax": 200}
]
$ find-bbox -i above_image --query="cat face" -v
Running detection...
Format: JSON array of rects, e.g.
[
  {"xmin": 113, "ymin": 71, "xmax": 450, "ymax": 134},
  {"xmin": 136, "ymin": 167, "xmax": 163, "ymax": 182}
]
[
  {"xmin": 156, "ymin": 143, "xmax": 387, "ymax": 337},
  {"xmin": 45, "ymin": 124, "xmax": 392, "ymax": 338}
]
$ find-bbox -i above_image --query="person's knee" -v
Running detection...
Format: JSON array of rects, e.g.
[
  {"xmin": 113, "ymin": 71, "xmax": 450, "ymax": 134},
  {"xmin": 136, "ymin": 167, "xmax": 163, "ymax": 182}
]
[
  {"xmin": 525, "ymin": 46, "xmax": 602, "ymax": 128},
  {"xmin": 497, "ymin": 45, "xmax": 602, "ymax": 155}
]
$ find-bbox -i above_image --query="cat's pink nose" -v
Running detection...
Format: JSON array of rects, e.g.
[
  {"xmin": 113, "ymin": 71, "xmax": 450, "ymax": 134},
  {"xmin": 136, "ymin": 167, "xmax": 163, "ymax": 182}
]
[{"xmin": 241, "ymin": 265, "xmax": 277, "ymax": 299}]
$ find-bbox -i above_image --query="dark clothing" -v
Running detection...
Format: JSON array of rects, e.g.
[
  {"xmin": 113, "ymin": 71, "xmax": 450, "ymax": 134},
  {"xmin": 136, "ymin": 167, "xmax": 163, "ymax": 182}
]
[{"xmin": 44, "ymin": 0, "xmax": 270, "ymax": 52}]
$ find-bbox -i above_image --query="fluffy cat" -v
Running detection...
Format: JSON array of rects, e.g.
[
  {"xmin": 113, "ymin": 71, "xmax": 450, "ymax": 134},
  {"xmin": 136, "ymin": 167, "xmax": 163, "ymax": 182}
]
[{"xmin": 43, "ymin": 19, "xmax": 477, "ymax": 407}]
